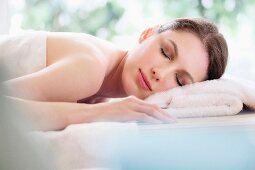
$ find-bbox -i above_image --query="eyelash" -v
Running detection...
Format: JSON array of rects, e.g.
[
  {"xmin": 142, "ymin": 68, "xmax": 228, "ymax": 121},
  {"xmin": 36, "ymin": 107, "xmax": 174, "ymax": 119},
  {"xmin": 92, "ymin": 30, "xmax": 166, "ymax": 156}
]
[
  {"xmin": 175, "ymin": 73, "xmax": 182, "ymax": 86},
  {"xmin": 160, "ymin": 48, "xmax": 171, "ymax": 60}
]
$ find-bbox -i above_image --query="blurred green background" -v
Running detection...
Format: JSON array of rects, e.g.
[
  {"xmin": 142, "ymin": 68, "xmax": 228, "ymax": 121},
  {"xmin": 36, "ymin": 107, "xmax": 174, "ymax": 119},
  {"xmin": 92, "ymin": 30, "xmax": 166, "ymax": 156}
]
[{"xmin": 9, "ymin": 0, "xmax": 255, "ymax": 80}]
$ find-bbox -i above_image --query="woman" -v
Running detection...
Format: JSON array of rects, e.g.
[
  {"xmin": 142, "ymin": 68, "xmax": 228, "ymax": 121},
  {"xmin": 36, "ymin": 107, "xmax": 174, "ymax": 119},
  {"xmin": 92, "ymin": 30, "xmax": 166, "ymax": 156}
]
[{"xmin": 2, "ymin": 18, "xmax": 228, "ymax": 131}]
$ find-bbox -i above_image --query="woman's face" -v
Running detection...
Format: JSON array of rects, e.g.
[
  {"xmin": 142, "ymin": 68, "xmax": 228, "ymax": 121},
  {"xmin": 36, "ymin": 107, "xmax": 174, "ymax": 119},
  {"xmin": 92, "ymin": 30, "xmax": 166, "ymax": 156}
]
[{"xmin": 122, "ymin": 30, "xmax": 209, "ymax": 99}]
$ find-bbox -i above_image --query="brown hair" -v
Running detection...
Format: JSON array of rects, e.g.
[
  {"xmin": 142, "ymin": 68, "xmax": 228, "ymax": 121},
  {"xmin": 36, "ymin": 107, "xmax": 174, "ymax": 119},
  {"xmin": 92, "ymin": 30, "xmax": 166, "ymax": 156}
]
[{"xmin": 157, "ymin": 18, "xmax": 228, "ymax": 80}]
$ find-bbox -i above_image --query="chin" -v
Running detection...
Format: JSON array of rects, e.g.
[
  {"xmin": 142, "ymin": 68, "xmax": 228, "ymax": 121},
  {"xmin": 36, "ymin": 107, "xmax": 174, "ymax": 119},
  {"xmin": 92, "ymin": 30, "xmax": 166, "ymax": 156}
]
[
  {"xmin": 122, "ymin": 78, "xmax": 142, "ymax": 99},
  {"xmin": 125, "ymin": 87, "xmax": 146, "ymax": 100},
  {"xmin": 124, "ymin": 85, "xmax": 139, "ymax": 98}
]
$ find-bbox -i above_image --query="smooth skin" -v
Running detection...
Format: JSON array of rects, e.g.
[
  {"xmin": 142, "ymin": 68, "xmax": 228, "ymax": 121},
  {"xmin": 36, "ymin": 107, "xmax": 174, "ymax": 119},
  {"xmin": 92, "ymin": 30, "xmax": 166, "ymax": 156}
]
[{"xmin": 3, "ymin": 26, "xmax": 208, "ymax": 131}]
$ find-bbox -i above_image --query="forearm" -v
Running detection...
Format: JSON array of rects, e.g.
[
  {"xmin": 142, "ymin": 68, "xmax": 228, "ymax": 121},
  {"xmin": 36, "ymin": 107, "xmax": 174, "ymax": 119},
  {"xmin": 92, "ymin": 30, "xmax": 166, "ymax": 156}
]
[{"xmin": 3, "ymin": 96, "xmax": 92, "ymax": 131}]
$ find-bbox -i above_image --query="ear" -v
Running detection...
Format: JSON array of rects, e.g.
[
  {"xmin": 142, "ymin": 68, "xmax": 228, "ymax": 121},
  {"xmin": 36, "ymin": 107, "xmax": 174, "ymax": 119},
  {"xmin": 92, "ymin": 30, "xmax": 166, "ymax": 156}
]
[{"xmin": 138, "ymin": 25, "xmax": 159, "ymax": 43}]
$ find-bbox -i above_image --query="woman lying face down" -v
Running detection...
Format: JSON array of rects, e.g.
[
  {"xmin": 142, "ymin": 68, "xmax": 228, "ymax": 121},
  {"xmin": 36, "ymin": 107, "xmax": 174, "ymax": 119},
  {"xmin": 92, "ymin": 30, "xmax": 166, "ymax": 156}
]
[{"xmin": 2, "ymin": 18, "xmax": 228, "ymax": 130}]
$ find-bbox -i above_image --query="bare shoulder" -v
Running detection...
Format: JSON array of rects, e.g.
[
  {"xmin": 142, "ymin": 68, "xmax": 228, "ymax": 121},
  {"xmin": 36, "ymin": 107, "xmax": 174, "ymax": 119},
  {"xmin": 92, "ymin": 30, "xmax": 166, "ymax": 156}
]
[
  {"xmin": 67, "ymin": 54, "xmax": 108, "ymax": 99},
  {"xmin": 46, "ymin": 32, "xmax": 116, "ymax": 69},
  {"xmin": 31, "ymin": 32, "xmax": 121, "ymax": 101},
  {"xmin": 4, "ymin": 32, "xmax": 123, "ymax": 102},
  {"xmin": 71, "ymin": 54, "xmax": 107, "ymax": 87},
  {"xmin": 4, "ymin": 54, "xmax": 108, "ymax": 102}
]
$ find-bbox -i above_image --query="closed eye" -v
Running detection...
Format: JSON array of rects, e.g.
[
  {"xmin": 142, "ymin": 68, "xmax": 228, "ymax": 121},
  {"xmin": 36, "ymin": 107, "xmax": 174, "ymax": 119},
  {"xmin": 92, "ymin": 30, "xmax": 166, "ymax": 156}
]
[
  {"xmin": 160, "ymin": 48, "xmax": 171, "ymax": 60},
  {"xmin": 175, "ymin": 73, "xmax": 183, "ymax": 86}
]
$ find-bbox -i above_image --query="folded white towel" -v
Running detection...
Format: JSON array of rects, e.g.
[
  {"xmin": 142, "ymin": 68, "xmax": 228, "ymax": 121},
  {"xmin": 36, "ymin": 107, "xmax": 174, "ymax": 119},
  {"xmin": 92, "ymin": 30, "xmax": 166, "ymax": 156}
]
[{"xmin": 145, "ymin": 77, "xmax": 255, "ymax": 118}]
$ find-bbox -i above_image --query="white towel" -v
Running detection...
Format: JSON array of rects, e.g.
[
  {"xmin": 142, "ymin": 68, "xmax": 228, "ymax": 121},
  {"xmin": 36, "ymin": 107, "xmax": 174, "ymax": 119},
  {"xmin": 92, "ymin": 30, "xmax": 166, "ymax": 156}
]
[
  {"xmin": 0, "ymin": 31, "xmax": 47, "ymax": 80},
  {"xmin": 145, "ymin": 77, "xmax": 255, "ymax": 118}
]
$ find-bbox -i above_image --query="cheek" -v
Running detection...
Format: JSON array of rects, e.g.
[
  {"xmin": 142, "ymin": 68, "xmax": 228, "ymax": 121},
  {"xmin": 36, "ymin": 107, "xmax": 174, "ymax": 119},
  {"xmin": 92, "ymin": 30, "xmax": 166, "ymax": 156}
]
[
  {"xmin": 137, "ymin": 43, "xmax": 158, "ymax": 63},
  {"xmin": 192, "ymin": 59, "xmax": 209, "ymax": 81},
  {"xmin": 163, "ymin": 79, "xmax": 175, "ymax": 91},
  {"xmin": 156, "ymin": 76, "xmax": 176, "ymax": 92}
]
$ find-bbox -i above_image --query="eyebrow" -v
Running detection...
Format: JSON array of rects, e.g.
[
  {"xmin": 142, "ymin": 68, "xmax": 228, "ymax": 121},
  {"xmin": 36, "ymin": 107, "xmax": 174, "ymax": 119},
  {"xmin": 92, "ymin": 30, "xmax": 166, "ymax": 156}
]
[{"xmin": 167, "ymin": 39, "xmax": 194, "ymax": 84}]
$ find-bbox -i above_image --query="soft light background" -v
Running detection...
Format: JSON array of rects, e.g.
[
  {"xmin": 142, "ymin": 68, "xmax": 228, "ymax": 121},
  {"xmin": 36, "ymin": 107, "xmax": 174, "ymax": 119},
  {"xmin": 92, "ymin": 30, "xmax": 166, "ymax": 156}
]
[{"xmin": 2, "ymin": 0, "xmax": 255, "ymax": 80}]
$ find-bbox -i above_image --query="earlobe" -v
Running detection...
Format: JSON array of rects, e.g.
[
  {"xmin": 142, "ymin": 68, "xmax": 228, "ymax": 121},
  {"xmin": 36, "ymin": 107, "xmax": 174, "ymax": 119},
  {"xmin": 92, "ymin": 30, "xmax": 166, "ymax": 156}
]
[{"xmin": 138, "ymin": 25, "xmax": 159, "ymax": 44}]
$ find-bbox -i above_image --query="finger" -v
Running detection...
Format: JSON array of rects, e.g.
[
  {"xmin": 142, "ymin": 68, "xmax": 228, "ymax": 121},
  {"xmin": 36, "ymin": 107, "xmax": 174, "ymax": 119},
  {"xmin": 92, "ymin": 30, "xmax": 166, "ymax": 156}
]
[
  {"xmin": 153, "ymin": 110, "xmax": 176, "ymax": 123},
  {"xmin": 128, "ymin": 96, "xmax": 169, "ymax": 112},
  {"xmin": 135, "ymin": 113, "xmax": 162, "ymax": 124},
  {"xmin": 136, "ymin": 105, "xmax": 174, "ymax": 123},
  {"xmin": 131, "ymin": 98, "xmax": 164, "ymax": 111},
  {"xmin": 159, "ymin": 109, "xmax": 177, "ymax": 122}
]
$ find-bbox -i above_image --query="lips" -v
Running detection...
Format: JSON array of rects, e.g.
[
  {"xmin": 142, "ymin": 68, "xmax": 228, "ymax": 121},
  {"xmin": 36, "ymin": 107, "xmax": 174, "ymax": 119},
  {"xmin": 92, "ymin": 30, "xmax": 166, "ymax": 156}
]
[{"xmin": 138, "ymin": 68, "xmax": 152, "ymax": 91}]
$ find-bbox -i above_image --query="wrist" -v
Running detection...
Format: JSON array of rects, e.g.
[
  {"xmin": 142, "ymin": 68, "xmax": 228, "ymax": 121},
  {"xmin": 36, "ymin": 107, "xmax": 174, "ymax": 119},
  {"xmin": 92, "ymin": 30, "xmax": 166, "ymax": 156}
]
[{"xmin": 66, "ymin": 103, "xmax": 94, "ymax": 125}]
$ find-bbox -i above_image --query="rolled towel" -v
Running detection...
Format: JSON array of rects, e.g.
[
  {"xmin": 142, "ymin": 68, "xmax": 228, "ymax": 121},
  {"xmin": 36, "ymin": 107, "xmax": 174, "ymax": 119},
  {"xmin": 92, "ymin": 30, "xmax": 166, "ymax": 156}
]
[{"xmin": 145, "ymin": 77, "xmax": 255, "ymax": 118}]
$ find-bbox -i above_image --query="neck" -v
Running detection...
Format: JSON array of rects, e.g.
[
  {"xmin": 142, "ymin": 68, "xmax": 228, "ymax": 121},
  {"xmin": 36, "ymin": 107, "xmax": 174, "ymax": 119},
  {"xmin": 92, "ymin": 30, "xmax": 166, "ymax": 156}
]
[{"xmin": 98, "ymin": 51, "xmax": 128, "ymax": 98}]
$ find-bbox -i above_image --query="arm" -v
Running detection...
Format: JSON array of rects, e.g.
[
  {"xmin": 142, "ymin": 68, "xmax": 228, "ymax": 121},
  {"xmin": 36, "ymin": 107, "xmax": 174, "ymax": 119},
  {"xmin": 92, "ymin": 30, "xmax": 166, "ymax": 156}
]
[
  {"xmin": 1, "ymin": 55, "xmax": 106, "ymax": 131},
  {"xmin": 4, "ymin": 96, "xmax": 92, "ymax": 131},
  {"xmin": 4, "ymin": 95, "xmax": 175, "ymax": 131}
]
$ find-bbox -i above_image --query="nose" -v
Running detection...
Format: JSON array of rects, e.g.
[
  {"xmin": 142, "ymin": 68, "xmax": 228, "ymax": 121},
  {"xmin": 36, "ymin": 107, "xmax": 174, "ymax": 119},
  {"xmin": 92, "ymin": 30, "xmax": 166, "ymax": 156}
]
[{"xmin": 152, "ymin": 67, "xmax": 165, "ymax": 82}]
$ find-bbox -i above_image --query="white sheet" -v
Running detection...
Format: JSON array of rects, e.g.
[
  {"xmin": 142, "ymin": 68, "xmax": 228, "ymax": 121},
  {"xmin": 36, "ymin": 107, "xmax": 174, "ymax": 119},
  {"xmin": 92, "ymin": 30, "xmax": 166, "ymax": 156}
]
[
  {"xmin": 31, "ymin": 122, "xmax": 138, "ymax": 170},
  {"xmin": 29, "ymin": 112, "xmax": 255, "ymax": 170}
]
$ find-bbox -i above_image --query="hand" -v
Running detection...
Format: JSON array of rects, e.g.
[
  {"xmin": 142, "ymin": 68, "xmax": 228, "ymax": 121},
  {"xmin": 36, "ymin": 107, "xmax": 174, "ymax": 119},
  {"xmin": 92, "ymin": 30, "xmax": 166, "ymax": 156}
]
[{"xmin": 88, "ymin": 96, "xmax": 176, "ymax": 123}]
